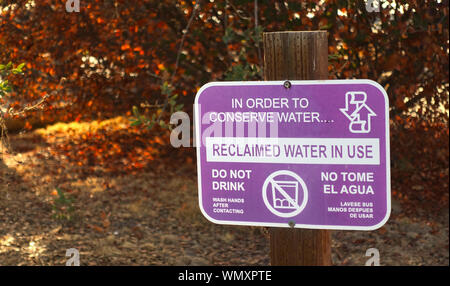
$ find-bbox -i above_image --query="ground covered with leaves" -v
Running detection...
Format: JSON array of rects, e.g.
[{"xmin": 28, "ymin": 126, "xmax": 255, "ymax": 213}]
[{"xmin": 0, "ymin": 118, "xmax": 448, "ymax": 266}]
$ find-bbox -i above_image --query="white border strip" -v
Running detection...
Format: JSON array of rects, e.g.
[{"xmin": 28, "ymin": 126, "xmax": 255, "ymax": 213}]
[{"xmin": 206, "ymin": 137, "xmax": 381, "ymax": 165}]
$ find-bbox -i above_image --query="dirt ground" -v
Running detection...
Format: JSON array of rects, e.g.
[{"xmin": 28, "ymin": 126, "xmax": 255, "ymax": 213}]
[{"xmin": 0, "ymin": 118, "xmax": 448, "ymax": 266}]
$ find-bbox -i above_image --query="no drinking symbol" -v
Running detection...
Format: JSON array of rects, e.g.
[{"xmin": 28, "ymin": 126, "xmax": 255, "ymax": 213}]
[{"xmin": 262, "ymin": 170, "xmax": 308, "ymax": 218}]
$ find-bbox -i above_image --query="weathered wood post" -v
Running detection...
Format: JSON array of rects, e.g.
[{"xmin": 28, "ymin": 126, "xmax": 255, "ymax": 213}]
[{"xmin": 263, "ymin": 31, "xmax": 332, "ymax": 266}]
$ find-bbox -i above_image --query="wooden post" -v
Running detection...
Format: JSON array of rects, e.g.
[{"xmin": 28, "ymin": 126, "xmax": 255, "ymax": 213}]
[{"xmin": 263, "ymin": 31, "xmax": 332, "ymax": 266}]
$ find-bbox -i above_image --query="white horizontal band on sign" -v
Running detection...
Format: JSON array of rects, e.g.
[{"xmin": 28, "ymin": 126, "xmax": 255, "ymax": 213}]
[{"xmin": 205, "ymin": 137, "xmax": 380, "ymax": 165}]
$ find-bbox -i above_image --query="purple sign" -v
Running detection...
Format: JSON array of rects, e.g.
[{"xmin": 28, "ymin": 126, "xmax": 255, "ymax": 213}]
[{"xmin": 194, "ymin": 80, "xmax": 390, "ymax": 230}]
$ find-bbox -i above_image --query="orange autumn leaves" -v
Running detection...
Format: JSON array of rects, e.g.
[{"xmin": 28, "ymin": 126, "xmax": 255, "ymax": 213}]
[
  {"xmin": 0, "ymin": 1, "xmax": 447, "ymax": 211},
  {"xmin": 36, "ymin": 117, "xmax": 168, "ymax": 175},
  {"xmin": 1, "ymin": 1, "xmax": 447, "ymax": 124}
]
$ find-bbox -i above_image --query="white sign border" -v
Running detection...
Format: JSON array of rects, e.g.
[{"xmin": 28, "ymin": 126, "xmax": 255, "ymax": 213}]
[{"xmin": 194, "ymin": 79, "xmax": 391, "ymax": 231}]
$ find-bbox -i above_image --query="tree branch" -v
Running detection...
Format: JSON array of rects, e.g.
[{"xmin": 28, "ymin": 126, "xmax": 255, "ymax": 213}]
[{"xmin": 156, "ymin": 3, "xmax": 201, "ymax": 123}]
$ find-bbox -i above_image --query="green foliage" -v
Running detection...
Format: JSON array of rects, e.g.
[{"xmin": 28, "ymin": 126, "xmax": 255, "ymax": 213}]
[
  {"xmin": 224, "ymin": 63, "xmax": 260, "ymax": 81},
  {"xmin": 130, "ymin": 81, "xmax": 183, "ymax": 130},
  {"xmin": 161, "ymin": 81, "xmax": 184, "ymax": 115},
  {"xmin": 0, "ymin": 62, "xmax": 24, "ymax": 97},
  {"xmin": 1, "ymin": 61, "xmax": 26, "ymax": 155},
  {"xmin": 222, "ymin": 25, "xmax": 263, "ymax": 81},
  {"xmin": 51, "ymin": 188, "xmax": 75, "ymax": 221}
]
